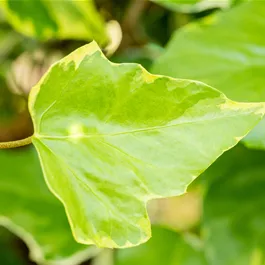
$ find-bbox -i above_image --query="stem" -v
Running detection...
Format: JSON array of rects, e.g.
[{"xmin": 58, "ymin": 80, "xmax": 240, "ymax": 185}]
[{"xmin": 0, "ymin": 136, "xmax": 33, "ymax": 149}]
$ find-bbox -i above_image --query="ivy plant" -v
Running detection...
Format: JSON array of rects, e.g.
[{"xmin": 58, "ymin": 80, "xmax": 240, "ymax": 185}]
[
  {"xmin": 0, "ymin": 41, "xmax": 264, "ymax": 250},
  {"xmin": 1, "ymin": 1, "xmax": 265, "ymax": 263}
]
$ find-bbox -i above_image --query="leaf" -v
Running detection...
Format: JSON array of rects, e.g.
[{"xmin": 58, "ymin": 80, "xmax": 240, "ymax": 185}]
[
  {"xmin": 0, "ymin": 0, "xmax": 108, "ymax": 45},
  {"xmin": 202, "ymin": 145, "xmax": 265, "ymax": 265},
  {"xmin": 151, "ymin": 2, "xmax": 265, "ymax": 149},
  {"xmin": 115, "ymin": 226, "xmax": 207, "ymax": 265},
  {"xmin": 0, "ymin": 147, "xmax": 99, "ymax": 265},
  {"xmin": 151, "ymin": 0, "xmax": 230, "ymax": 13},
  {"xmin": 29, "ymin": 41, "xmax": 265, "ymax": 248}
]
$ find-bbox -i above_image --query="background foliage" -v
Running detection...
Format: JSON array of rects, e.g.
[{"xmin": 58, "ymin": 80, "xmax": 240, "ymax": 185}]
[{"xmin": 1, "ymin": 0, "xmax": 265, "ymax": 264}]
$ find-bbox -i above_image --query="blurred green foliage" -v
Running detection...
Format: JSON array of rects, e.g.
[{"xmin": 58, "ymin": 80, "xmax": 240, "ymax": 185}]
[
  {"xmin": 115, "ymin": 226, "xmax": 206, "ymax": 265},
  {"xmin": 151, "ymin": 0, "xmax": 230, "ymax": 12},
  {"xmin": 202, "ymin": 145, "xmax": 265, "ymax": 265},
  {"xmin": 0, "ymin": 0, "xmax": 108, "ymax": 44},
  {"xmin": 0, "ymin": 147, "xmax": 99, "ymax": 264},
  {"xmin": 1, "ymin": 0, "xmax": 265, "ymax": 264}
]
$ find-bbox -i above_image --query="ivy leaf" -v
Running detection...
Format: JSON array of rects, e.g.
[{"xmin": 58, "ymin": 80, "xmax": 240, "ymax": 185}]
[
  {"xmin": 203, "ymin": 145, "xmax": 265, "ymax": 265},
  {"xmin": 151, "ymin": 2, "xmax": 265, "ymax": 149},
  {"xmin": 115, "ymin": 226, "xmax": 207, "ymax": 265},
  {"xmin": 0, "ymin": 0, "xmax": 108, "ymax": 44},
  {"xmin": 29, "ymin": 41, "xmax": 265, "ymax": 248},
  {"xmin": 0, "ymin": 147, "xmax": 99, "ymax": 265}
]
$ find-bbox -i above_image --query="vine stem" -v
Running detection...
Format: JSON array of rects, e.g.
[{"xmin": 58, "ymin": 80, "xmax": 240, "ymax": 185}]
[{"xmin": 0, "ymin": 136, "xmax": 33, "ymax": 149}]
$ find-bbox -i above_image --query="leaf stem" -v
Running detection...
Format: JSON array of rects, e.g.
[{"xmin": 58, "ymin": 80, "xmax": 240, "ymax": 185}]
[{"xmin": 0, "ymin": 136, "xmax": 33, "ymax": 149}]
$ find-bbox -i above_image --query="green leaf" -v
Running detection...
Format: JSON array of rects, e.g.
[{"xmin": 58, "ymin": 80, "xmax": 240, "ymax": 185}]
[
  {"xmin": 151, "ymin": 0, "xmax": 230, "ymax": 13},
  {"xmin": 0, "ymin": 147, "xmax": 99, "ymax": 265},
  {"xmin": 151, "ymin": 2, "xmax": 265, "ymax": 149},
  {"xmin": 29, "ymin": 41, "xmax": 265, "ymax": 248},
  {"xmin": 115, "ymin": 226, "xmax": 207, "ymax": 265},
  {"xmin": 203, "ymin": 145, "xmax": 265, "ymax": 265},
  {"xmin": 0, "ymin": 0, "xmax": 108, "ymax": 45}
]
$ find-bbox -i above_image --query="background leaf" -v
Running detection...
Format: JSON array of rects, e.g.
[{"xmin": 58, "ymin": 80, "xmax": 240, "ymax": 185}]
[
  {"xmin": 115, "ymin": 226, "xmax": 207, "ymax": 265},
  {"xmin": 0, "ymin": 147, "xmax": 99, "ymax": 265},
  {"xmin": 29, "ymin": 41, "xmax": 265, "ymax": 248},
  {"xmin": 152, "ymin": 2, "xmax": 265, "ymax": 149},
  {"xmin": 0, "ymin": 0, "xmax": 108, "ymax": 44},
  {"xmin": 202, "ymin": 145, "xmax": 265, "ymax": 265},
  {"xmin": 151, "ymin": 0, "xmax": 230, "ymax": 13}
]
